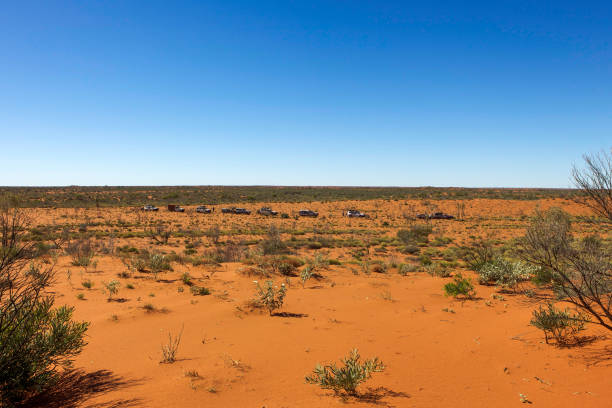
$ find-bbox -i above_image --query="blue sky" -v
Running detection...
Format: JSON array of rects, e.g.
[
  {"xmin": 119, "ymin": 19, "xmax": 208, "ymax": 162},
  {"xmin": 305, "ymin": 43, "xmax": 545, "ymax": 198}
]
[{"xmin": 1, "ymin": 1, "xmax": 610, "ymax": 187}]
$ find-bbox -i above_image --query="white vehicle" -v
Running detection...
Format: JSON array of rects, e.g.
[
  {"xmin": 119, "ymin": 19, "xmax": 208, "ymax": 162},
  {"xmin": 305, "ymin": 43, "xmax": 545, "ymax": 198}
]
[{"xmin": 196, "ymin": 205, "xmax": 212, "ymax": 214}]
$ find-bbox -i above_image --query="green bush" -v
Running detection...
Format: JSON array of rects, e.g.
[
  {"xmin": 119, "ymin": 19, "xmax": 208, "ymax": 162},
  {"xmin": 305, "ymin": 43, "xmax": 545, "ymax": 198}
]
[
  {"xmin": 478, "ymin": 258, "xmax": 535, "ymax": 291},
  {"xmin": 530, "ymin": 303, "xmax": 587, "ymax": 344},
  {"xmin": 305, "ymin": 349, "xmax": 385, "ymax": 396},
  {"xmin": 1, "ymin": 206, "xmax": 89, "ymax": 405},
  {"xmin": 443, "ymin": 274, "xmax": 475, "ymax": 299},
  {"xmin": 254, "ymin": 280, "xmax": 287, "ymax": 315}
]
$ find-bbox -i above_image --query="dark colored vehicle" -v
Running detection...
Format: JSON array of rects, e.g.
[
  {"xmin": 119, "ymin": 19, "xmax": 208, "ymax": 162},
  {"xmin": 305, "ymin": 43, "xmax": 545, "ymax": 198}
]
[
  {"xmin": 196, "ymin": 205, "xmax": 212, "ymax": 214},
  {"xmin": 258, "ymin": 207, "xmax": 278, "ymax": 216},
  {"xmin": 222, "ymin": 207, "xmax": 251, "ymax": 215},
  {"xmin": 416, "ymin": 212, "xmax": 454, "ymax": 220},
  {"xmin": 299, "ymin": 209, "xmax": 319, "ymax": 217},
  {"xmin": 167, "ymin": 204, "xmax": 185, "ymax": 212},
  {"xmin": 142, "ymin": 205, "xmax": 159, "ymax": 211},
  {"xmin": 346, "ymin": 209, "xmax": 367, "ymax": 218}
]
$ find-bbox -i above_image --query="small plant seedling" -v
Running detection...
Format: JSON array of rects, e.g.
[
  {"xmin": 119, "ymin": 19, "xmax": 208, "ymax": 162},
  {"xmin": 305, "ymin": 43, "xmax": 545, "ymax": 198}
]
[
  {"xmin": 81, "ymin": 279, "xmax": 94, "ymax": 289},
  {"xmin": 305, "ymin": 348, "xmax": 385, "ymax": 396},
  {"xmin": 76, "ymin": 293, "xmax": 85, "ymax": 300}
]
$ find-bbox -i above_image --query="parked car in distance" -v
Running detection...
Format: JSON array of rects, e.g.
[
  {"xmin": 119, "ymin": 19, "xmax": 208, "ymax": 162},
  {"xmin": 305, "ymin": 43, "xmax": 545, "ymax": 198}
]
[
  {"xmin": 222, "ymin": 207, "xmax": 251, "ymax": 215},
  {"xmin": 416, "ymin": 212, "xmax": 455, "ymax": 220},
  {"xmin": 346, "ymin": 209, "xmax": 367, "ymax": 218},
  {"xmin": 142, "ymin": 205, "xmax": 159, "ymax": 211},
  {"xmin": 167, "ymin": 204, "xmax": 185, "ymax": 212},
  {"xmin": 257, "ymin": 207, "xmax": 278, "ymax": 216},
  {"xmin": 299, "ymin": 209, "xmax": 319, "ymax": 217},
  {"xmin": 196, "ymin": 205, "xmax": 212, "ymax": 214}
]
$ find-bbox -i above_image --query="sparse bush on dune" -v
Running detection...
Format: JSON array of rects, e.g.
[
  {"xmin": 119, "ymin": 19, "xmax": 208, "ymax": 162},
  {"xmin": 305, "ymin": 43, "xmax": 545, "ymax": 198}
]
[
  {"xmin": 0, "ymin": 203, "xmax": 89, "ymax": 405},
  {"xmin": 530, "ymin": 303, "xmax": 587, "ymax": 344},
  {"xmin": 254, "ymin": 280, "xmax": 287, "ymax": 315},
  {"xmin": 305, "ymin": 349, "xmax": 385, "ymax": 396},
  {"xmin": 518, "ymin": 208, "xmax": 612, "ymax": 331},
  {"xmin": 443, "ymin": 274, "xmax": 475, "ymax": 299},
  {"xmin": 397, "ymin": 224, "xmax": 432, "ymax": 246},
  {"xmin": 477, "ymin": 258, "xmax": 535, "ymax": 292}
]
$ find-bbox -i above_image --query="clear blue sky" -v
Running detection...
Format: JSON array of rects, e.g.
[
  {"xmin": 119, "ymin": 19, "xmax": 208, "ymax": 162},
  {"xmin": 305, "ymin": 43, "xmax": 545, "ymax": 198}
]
[{"xmin": 1, "ymin": 1, "xmax": 610, "ymax": 187}]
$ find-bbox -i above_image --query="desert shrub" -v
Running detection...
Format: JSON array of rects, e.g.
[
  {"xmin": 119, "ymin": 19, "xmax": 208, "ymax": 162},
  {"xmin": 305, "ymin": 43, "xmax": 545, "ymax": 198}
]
[
  {"xmin": 103, "ymin": 280, "xmax": 120, "ymax": 301},
  {"xmin": 425, "ymin": 263, "xmax": 451, "ymax": 277},
  {"xmin": 260, "ymin": 225, "xmax": 288, "ymax": 255},
  {"xmin": 478, "ymin": 258, "xmax": 536, "ymax": 292},
  {"xmin": 254, "ymin": 280, "xmax": 287, "ymax": 315},
  {"xmin": 401, "ymin": 244, "xmax": 420, "ymax": 255},
  {"xmin": 81, "ymin": 279, "xmax": 94, "ymax": 289},
  {"xmin": 181, "ymin": 272, "xmax": 192, "ymax": 286},
  {"xmin": 160, "ymin": 326, "xmax": 183, "ymax": 364},
  {"xmin": 444, "ymin": 274, "xmax": 475, "ymax": 299},
  {"xmin": 66, "ymin": 238, "xmax": 96, "ymax": 272},
  {"xmin": 300, "ymin": 266, "xmax": 314, "ymax": 287},
  {"xmin": 370, "ymin": 262, "xmax": 387, "ymax": 274},
  {"xmin": 148, "ymin": 253, "xmax": 172, "ymax": 280},
  {"xmin": 397, "ymin": 224, "xmax": 432, "ymax": 245},
  {"xmin": 398, "ymin": 263, "xmax": 419, "ymax": 275},
  {"xmin": 0, "ymin": 205, "xmax": 89, "ymax": 405},
  {"xmin": 418, "ymin": 254, "xmax": 432, "ymax": 266},
  {"xmin": 190, "ymin": 286, "xmax": 210, "ymax": 296},
  {"xmin": 461, "ymin": 237, "xmax": 497, "ymax": 271},
  {"xmin": 305, "ymin": 349, "xmax": 385, "ymax": 396},
  {"xmin": 532, "ymin": 267, "xmax": 554, "ymax": 286},
  {"xmin": 518, "ymin": 208, "xmax": 612, "ymax": 331},
  {"xmin": 530, "ymin": 303, "xmax": 587, "ymax": 344}
]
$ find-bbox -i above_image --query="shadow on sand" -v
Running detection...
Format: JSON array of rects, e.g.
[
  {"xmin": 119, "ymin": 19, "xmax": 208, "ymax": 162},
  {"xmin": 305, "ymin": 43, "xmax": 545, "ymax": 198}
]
[{"xmin": 19, "ymin": 369, "xmax": 144, "ymax": 408}]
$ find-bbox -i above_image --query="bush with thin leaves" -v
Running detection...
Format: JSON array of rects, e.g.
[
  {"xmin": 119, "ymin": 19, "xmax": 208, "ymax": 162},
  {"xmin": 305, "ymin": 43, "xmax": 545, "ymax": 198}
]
[
  {"xmin": 254, "ymin": 280, "xmax": 287, "ymax": 315},
  {"xmin": 103, "ymin": 280, "xmax": 120, "ymax": 301},
  {"xmin": 530, "ymin": 303, "xmax": 587, "ymax": 344},
  {"xmin": 305, "ymin": 349, "xmax": 385, "ymax": 396},
  {"xmin": 0, "ymin": 204, "xmax": 89, "ymax": 405}
]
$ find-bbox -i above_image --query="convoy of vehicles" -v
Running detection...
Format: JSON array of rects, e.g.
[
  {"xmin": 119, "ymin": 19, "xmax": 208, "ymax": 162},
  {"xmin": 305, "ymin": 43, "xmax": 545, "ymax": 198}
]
[{"xmin": 140, "ymin": 205, "xmax": 457, "ymax": 220}]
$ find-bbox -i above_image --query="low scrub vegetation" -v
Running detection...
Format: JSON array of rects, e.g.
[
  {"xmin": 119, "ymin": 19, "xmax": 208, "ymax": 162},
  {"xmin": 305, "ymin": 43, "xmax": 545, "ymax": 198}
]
[
  {"xmin": 530, "ymin": 303, "xmax": 587, "ymax": 344},
  {"xmin": 254, "ymin": 280, "xmax": 287, "ymax": 315},
  {"xmin": 305, "ymin": 348, "xmax": 385, "ymax": 396},
  {"xmin": 444, "ymin": 274, "xmax": 475, "ymax": 299}
]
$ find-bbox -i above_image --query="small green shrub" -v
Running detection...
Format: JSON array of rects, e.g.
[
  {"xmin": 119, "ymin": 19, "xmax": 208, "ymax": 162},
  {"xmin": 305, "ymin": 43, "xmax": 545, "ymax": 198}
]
[
  {"xmin": 81, "ymin": 279, "xmax": 94, "ymax": 289},
  {"xmin": 181, "ymin": 272, "xmax": 193, "ymax": 286},
  {"xmin": 530, "ymin": 303, "xmax": 587, "ymax": 344},
  {"xmin": 443, "ymin": 274, "xmax": 475, "ymax": 299},
  {"xmin": 254, "ymin": 280, "xmax": 287, "ymax": 315},
  {"xmin": 103, "ymin": 280, "xmax": 120, "ymax": 301},
  {"xmin": 397, "ymin": 225, "xmax": 432, "ymax": 245},
  {"xmin": 305, "ymin": 349, "xmax": 385, "ymax": 396},
  {"xmin": 190, "ymin": 286, "xmax": 211, "ymax": 296}
]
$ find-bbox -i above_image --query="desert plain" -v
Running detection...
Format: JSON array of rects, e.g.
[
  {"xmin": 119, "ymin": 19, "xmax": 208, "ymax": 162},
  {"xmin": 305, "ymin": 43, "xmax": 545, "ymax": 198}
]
[{"xmin": 14, "ymin": 194, "xmax": 612, "ymax": 408}]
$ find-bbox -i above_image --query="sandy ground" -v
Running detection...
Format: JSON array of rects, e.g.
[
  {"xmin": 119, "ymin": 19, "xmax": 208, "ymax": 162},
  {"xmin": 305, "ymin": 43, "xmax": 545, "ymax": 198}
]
[{"xmin": 22, "ymin": 198, "xmax": 611, "ymax": 407}]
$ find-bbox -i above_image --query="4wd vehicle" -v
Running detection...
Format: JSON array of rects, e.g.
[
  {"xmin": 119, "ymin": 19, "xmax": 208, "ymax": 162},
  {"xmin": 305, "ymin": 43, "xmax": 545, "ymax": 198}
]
[
  {"xmin": 346, "ymin": 209, "xmax": 367, "ymax": 218},
  {"xmin": 299, "ymin": 209, "xmax": 319, "ymax": 217},
  {"xmin": 222, "ymin": 207, "xmax": 251, "ymax": 215},
  {"xmin": 167, "ymin": 204, "xmax": 185, "ymax": 212},
  {"xmin": 416, "ymin": 212, "xmax": 454, "ymax": 220},
  {"xmin": 196, "ymin": 205, "xmax": 212, "ymax": 214},
  {"xmin": 258, "ymin": 207, "xmax": 278, "ymax": 216},
  {"xmin": 142, "ymin": 205, "xmax": 159, "ymax": 211}
]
